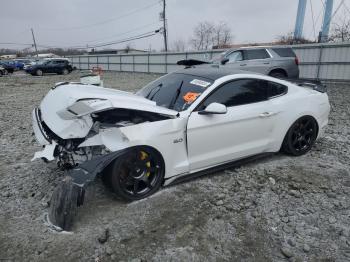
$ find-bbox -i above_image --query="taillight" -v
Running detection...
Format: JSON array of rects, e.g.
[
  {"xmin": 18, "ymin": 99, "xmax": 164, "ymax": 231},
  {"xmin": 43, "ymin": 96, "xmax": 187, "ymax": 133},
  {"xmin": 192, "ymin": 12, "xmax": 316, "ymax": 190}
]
[{"xmin": 295, "ymin": 57, "xmax": 299, "ymax": 65}]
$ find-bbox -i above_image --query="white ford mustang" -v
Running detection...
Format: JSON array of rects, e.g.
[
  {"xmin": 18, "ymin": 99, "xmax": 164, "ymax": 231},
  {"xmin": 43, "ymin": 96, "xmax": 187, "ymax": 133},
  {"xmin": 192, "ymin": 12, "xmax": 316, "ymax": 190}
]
[{"xmin": 32, "ymin": 68, "xmax": 330, "ymax": 203}]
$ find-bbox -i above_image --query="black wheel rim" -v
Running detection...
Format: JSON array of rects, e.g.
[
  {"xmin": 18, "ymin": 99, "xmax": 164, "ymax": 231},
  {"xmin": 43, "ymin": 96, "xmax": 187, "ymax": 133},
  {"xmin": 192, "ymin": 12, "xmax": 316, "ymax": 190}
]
[
  {"xmin": 119, "ymin": 149, "xmax": 161, "ymax": 196},
  {"xmin": 291, "ymin": 117, "xmax": 316, "ymax": 152}
]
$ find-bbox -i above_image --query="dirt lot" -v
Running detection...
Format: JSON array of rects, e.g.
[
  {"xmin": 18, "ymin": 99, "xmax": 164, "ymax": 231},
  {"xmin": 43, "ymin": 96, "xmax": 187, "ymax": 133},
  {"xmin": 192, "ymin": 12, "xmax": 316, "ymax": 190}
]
[{"xmin": 0, "ymin": 71, "xmax": 349, "ymax": 262}]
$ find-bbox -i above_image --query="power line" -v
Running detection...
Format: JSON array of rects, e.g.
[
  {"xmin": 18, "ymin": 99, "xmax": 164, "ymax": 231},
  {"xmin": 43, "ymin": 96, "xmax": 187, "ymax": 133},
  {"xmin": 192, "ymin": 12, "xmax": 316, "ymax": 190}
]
[
  {"xmin": 343, "ymin": 1, "xmax": 350, "ymax": 14},
  {"xmin": 82, "ymin": 21, "xmax": 161, "ymax": 44},
  {"xmin": 39, "ymin": 21, "xmax": 161, "ymax": 48},
  {"xmin": 0, "ymin": 28, "xmax": 161, "ymax": 51},
  {"xmin": 76, "ymin": 29, "xmax": 161, "ymax": 49},
  {"xmin": 0, "ymin": 42, "xmax": 33, "ymax": 46},
  {"xmin": 39, "ymin": 1, "xmax": 160, "ymax": 31},
  {"xmin": 310, "ymin": 0, "xmax": 317, "ymax": 40},
  {"xmin": 330, "ymin": 0, "xmax": 345, "ymax": 21}
]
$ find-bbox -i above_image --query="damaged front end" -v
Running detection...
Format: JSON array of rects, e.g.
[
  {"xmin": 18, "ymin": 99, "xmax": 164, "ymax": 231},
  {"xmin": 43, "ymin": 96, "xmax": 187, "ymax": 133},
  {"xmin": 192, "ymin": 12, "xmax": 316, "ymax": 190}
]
[{"xmin": 32, "ymin": 83, "xmax": 178, "ymax": 230}]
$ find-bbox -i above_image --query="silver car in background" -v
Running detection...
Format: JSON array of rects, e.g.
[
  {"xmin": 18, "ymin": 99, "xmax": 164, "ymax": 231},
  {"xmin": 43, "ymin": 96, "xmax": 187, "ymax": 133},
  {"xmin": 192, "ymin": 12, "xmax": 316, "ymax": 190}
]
[{"xmin": 215, "ymin": 46, "xmax": 300, "ymax": 79}]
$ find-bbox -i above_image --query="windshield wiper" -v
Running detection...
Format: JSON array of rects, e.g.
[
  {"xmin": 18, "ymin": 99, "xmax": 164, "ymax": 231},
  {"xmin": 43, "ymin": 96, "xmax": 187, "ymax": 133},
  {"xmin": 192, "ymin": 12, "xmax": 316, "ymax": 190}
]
[
  {"xmin": 146, "ymin": 83, "xmax": 163, "ymax": 100},
  {"xmin": 169, "ymin": 80, "xmax": 184, "ymax": 110}
]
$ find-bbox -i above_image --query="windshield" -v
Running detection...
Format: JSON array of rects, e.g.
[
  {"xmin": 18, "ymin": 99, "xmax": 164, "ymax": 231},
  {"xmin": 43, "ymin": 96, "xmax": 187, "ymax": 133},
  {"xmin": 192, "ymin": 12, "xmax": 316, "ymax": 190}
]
[
  {"xmin": 211, "ymin": 51, "xmax": 229, "ymax": 64},
  {"xmin": 137, "ymin": 73, "xmax": 212, "ymax": 112},
  {"xmin": 37, "ymin": 60, "xmax": 48, "ymax": 65}
]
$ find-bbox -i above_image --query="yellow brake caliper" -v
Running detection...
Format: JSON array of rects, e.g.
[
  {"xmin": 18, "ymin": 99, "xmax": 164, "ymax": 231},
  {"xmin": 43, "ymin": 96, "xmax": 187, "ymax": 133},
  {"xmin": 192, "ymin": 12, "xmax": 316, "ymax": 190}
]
[{"xmin": 140, "ymin": 151, "xmax": 151, "ymax": 177}]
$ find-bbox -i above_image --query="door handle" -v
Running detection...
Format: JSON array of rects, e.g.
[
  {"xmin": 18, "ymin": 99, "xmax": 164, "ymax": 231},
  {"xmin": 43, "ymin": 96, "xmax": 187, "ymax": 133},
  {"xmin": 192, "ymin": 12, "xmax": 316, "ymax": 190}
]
[
  {"xmin": 240, "ymin": 63, "xmax": 247, "ymax": 66},
  {"xmin": 263, "ymin": 62, "xmax": 270, "ymax": 64},
  {"xmin": 259, "ymin": 112, "xmax": 275, "ymax": 118}
]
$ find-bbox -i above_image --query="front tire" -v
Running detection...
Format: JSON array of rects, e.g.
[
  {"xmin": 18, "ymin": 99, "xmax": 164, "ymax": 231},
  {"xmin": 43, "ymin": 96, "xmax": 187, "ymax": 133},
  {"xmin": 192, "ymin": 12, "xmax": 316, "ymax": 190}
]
[
  {"xmin": 36, "ymin": 69, "xmax": 43, "ymax": 76},
  {"xmin": 48, "ymin": 176, "xmax": 84, "ymax": 231},
  {"xmin": 281, "ymin": 116, "xmax": 318, "ymax": 156},
  {"xmin": 107, "ymin": 147, "xmax": 165, "ymax": 201},
  {"xmin": 269, "ymin": 70, "xmax": 287, "ymax": 79},
  {"xmin": 62, "ymin": 68, "xmax": 69, "ymax": 75}
]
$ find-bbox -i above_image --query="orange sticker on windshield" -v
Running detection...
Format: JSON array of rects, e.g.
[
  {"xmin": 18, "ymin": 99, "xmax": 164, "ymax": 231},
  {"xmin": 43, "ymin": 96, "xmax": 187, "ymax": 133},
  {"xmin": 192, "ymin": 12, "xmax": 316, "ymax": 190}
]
[{"xmin": 183, "ymin": 92, "xmax": 201, "ymax": 103}]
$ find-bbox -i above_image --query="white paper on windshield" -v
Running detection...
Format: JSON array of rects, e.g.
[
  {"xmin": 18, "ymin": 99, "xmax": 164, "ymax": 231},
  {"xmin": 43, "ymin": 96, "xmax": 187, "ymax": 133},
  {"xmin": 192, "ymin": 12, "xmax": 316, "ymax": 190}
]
[{"xmin": 190, "ymin": 79, "xmax": 211, "ymax": 88}]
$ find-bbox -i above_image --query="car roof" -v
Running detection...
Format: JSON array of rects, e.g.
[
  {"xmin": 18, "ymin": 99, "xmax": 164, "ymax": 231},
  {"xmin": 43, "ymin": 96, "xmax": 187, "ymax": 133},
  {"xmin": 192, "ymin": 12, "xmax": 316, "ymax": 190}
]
[
  {"xmin": 43, "ymin": 58, "xmax": 69, "ymax": 61},
  {"xmin": 174, "ymin": 66, "xmax": 260, "ymax": 81}
]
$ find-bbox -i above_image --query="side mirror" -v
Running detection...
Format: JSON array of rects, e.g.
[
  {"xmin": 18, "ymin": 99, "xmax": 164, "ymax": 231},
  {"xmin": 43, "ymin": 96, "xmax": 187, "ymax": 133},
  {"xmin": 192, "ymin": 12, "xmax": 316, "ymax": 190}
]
[
  {"xmin": 198, "ymin": 102, "xmax": 227, "ymax": 115},
  {"xmin": 221, "ymin": 58, "xmax": 229, "ymax": 65}
]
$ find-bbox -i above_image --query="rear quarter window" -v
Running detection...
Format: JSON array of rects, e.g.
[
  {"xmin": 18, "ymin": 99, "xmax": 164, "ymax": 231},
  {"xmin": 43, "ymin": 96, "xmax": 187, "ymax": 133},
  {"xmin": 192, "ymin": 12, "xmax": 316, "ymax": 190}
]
[
  {"xmin": 267, "ymin": 81, "xmax": 288, "ymax": 98},
  {"xmin": 271, "ymin": 48, "xmax": 296, "ymax": 57}
]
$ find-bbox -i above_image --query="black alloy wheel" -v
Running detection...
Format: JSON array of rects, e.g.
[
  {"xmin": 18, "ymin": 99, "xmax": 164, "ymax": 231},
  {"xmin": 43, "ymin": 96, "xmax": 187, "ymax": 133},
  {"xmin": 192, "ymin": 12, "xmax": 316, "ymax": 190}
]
[
  {"xmin": 282, "ymin": 116, "xmax": 318, "ymax": 156},
  {"xmin": 109, "ymin": 147, "xmax": 164, "ymax": 200}
]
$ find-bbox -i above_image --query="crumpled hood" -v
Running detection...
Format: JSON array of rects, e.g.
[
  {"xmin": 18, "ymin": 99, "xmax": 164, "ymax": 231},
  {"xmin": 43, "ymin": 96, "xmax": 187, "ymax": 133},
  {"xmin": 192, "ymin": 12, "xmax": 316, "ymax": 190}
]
[{"xmin": 40, "ymin": 83, "xmax": 178, "ymax": 139}]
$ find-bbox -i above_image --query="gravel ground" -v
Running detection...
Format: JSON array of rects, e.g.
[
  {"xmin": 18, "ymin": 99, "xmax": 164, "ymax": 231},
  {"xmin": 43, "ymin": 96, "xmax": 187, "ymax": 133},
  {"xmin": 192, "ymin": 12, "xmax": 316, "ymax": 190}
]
[{"xmin": 0, "ymin": 71, "xmax": 349, "ymax": 262}]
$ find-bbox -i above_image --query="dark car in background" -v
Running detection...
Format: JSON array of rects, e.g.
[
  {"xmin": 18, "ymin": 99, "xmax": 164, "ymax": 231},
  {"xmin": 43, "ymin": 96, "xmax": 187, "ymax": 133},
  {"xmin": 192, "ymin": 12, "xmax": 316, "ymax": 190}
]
[
  {"xmin": 0, "ymin": 65, "xmax": 6, "ymax": 76},
  {"xmin": 0, "ymin": 61, "xmax": 16, "ymax": 74},
  {"xmin": 13, "ymin": 59, "xmax": 33, "ymax": 70},
  {"xmin": 25, "ymin": 58, "xmax": 73, "ymax": 76},
  {"xmin": 213, "ymin": 46, "xmax": 300, "ymax": 79}
]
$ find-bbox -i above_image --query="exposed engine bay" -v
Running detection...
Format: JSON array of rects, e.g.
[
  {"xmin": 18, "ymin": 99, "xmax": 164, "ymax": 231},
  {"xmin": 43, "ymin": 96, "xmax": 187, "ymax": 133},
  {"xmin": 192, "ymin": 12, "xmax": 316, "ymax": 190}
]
[{"xmin": 35, "ymin": 106, "xmax": 173, "ymax": 170}]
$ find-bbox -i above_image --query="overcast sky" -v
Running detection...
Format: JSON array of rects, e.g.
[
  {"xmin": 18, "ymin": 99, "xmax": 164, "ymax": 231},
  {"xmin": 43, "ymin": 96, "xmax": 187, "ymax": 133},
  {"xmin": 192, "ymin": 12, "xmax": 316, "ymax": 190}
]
[{"xmin": 0, "ymin": 0, "xmax": 347, "ymax": 51}]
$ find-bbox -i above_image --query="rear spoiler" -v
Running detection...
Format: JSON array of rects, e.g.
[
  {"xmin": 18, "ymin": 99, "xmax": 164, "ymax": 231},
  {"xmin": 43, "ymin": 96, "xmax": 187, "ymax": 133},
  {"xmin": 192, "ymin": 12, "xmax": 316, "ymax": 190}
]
[
  {"xmin": 288, "ymin": 79, "xmax": 327, "ymax": 93},
  {"xmin": 177, "ymin": 59, "xmax": 210, "ymax": 67}
]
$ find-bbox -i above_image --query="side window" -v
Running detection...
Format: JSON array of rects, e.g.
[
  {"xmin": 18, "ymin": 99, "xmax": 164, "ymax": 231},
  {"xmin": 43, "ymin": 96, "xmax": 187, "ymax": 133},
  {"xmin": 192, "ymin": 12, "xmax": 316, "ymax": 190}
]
[
  {"xmin": 226, "ymin": 51, "xmax": 243, "ymax": 63},
  {"xmin": 267, "ymin": 81, "xmax": 288, "ymax": 98},
  {"xmin": 197, "ymin": 79, "xmax": 267, "ymax": 110},
  {"xmin": 244, "ymin": 49, "xmax": 270, "ymax": 60}
]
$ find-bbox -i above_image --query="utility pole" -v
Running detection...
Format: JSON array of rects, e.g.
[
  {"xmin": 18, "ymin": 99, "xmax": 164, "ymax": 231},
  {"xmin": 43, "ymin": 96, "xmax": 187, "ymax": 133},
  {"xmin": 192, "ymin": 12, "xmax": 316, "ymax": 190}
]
[
  {"xmin": 31, "ymin": 28, "xmax": 39, "ymax": 57},
  {"xmin": 162, "ymin": 0, "xmax": 168, "ymax": 52}
]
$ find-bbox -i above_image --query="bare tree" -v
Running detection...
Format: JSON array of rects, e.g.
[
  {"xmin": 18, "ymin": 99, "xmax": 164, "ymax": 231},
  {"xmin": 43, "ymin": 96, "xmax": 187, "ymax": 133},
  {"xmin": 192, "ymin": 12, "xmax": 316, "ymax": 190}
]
[
  {"xmin": 191, "ymin": 21, "xmax": 214, "ymax": 50},
  {"xmin": 329, "ymin": 14, "xmax": 350, "ymax": 42},
  {"xmin": 275, "ymin": 31, "xmax": 314, "ymax": 45},
  {"xmin": 213, "ymin": 22, "xmax": 233, "ymax": 48},
  {"xmin": 191, "ymin": 21, "xmax": 233, "ymax": 50},
  {"xmin": 172, "ymin": 39, "xmax": 186, "ymax": 52}
]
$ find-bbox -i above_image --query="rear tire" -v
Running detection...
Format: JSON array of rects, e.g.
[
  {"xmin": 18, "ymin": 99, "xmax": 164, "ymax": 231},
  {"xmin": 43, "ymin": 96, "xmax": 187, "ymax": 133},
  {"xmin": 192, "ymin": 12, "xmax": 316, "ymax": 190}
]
[
  {"xmin": 269, "ymin": 70, "xmax": 287, "ymax": 79},
  {"xmin": 281, "ymin": 116, "xmax": 318, "ymax": 156},
  {"xmin": 107, "ymin": 147, "xmax": 165, "ymax": 201}
]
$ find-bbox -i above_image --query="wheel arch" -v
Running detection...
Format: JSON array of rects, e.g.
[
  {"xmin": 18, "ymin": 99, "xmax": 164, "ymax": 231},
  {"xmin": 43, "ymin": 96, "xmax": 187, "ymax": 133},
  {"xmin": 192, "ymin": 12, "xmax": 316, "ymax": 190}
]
[
  {"xmin": 278, "ymin": 114, "xmax": 319, "ymax": 151},
  {"xmin": 268, "ymin": 68, "xmax": 288, "ymax": 77},
  {"xmin": 102, "ymin": 145, "xmax": 166, "ymax": 179}
]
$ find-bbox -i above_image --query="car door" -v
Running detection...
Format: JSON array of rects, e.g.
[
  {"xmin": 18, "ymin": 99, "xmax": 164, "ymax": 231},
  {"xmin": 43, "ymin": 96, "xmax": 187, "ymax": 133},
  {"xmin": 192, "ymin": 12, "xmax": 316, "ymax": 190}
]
[
  {"xmin": 55, "ymin": 60, "xmax": 66, "ymax": 73},
  {"xmin": 186, "ymin": 78, "xmax": 276, "ymax": 171},
  {"xmin": 241, "ymin": 49, "xmax": 272, "ymax": 74},
  {"xmin": 222, "ymin": 50, "xmax": 244, "ymax": 70},
  {"xmin": 43, "ymin": 61, "xmax": 54, "ymax": 73}
]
